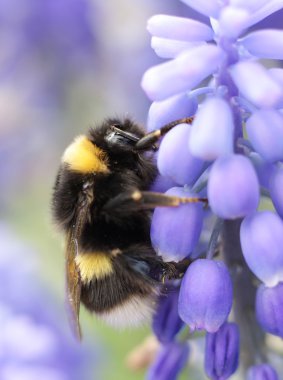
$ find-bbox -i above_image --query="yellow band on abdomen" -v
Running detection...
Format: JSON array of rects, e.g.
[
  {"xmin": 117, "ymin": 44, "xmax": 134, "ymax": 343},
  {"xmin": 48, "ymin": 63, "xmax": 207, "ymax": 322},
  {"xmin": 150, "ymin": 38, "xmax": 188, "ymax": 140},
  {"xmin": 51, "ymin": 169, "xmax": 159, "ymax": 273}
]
[{"xmin": 75, "ymin": 252, "xmax": 113, "ymax": 282}]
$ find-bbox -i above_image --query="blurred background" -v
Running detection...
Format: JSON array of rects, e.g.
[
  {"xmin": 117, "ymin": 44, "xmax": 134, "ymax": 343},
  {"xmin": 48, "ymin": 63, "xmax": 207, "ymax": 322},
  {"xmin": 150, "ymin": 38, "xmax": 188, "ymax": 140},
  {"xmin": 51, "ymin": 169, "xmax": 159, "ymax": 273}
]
[{"xmin": 0, "ymin": 1, "xmax": 200, "ymax": 379}]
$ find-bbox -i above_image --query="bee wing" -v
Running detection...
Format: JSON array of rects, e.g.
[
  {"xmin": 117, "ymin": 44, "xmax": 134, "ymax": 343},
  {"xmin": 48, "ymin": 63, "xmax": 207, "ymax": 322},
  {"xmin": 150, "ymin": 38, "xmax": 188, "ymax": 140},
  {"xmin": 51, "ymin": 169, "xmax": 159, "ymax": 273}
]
[{"xmin": 65, "ymin": 229, "xmax": 82, "ymax": 340}]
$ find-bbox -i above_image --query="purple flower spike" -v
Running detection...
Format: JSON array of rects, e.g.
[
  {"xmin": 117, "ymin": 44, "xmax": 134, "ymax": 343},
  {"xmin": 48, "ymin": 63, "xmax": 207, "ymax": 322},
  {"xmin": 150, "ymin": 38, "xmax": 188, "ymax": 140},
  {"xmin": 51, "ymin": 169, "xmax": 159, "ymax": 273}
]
[
  {"xmin": 247, "ymin": 364, "xmax": 279, "ymax": 380},
  {"xmin": 270, "ymin": 167, "xmax": 283, "ymax": 218},
  {"xmin": 256, "ymin": 283, "xmax": 283, "ymax": 338},
  {"xmin": 147, "ymin": 93, "xmax": 197, "ymax": 132},
  {"xmin": 189, "ymin": 97, "xmax": 234, "ymax": 161},
  {"xmin": 147, "ymin": 15, "xmax": 214, "ymax": 41},
  {"xmin": 205, "ymin": 322, "xmax": 239, "ymax": 380},
  {"xmin": 240, "ymin": 211, "xmax": 283, "ymax": 287},
  {"xmin": 151, "ymin": 187, "xmax": 204, "ymax": 261},
  {"xmin": 141, "ymin": 45, "xmax": 224, "ymax": 101},
  {"xmin": 246, "ymin": 110, "xmax": 283, "ymax": 163},
  {"xmin": 230, "ymin": 61, "xmax": 283, "ymax": 108},
  {"xmin": 147, "ymin": 342, "xmax": 189, "ymax": 380},
  {"xmin": 208, "ymin": 154, "xmax": 259, "ymax": 219},
  {"xmin": 157, "ymin": 123, "xmax": 205, "ymax": 185},
  {"xmin": 152, "ymin": 288, "xmax": 184, "ymax": 344},
  {"xmin": 178, "ymin": 259, "xmax": 233, "ymax": 333},
  {"xmin": 241, "ymin": 30, "xmax": 283, "ymax": 60}
]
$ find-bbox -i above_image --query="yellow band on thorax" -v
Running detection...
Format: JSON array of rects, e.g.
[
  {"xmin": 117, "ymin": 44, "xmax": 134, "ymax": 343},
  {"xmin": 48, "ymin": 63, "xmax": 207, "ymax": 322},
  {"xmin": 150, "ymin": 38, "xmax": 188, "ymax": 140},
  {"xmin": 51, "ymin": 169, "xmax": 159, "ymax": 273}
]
[
  {"xmin": 62, "ymin": 135, "xmax": 109, "ymax": 174},
  {"xmin": 75, "ymin": 252, "xmax": 113, "ymax": 282}
]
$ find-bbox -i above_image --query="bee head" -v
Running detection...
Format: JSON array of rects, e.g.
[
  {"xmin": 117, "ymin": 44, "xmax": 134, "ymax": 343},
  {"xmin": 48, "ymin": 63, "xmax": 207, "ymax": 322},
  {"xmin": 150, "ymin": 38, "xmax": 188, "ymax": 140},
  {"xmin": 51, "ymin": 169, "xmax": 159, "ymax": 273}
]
[{"xmin": 88, "ymin": 118, "xmax": 145, "ymax": 154}]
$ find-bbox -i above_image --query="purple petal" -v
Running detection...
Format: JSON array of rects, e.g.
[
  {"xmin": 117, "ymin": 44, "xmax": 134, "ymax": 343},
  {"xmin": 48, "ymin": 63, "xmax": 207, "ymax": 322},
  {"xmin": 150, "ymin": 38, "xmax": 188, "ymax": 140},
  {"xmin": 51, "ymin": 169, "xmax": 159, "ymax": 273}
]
[
  {"xmin": 248, "ymin": 152, "xmax": 276, "ymax": 189},
  {"xmin": 189, "ymin": 97, "xmax": 234, "ymax": 160},
  {"xmin": 179, "ymin": 0, "xmax": 222, "ymax": 18},
  {"xmin": 157, "ymin": 123, "xmax": 206, "ymax": 185},
  {"xmin": 152, "ymin": 289, "xmax": 184, "ymax": 344},
  {"xmin": 241, "ymin": 30, "xmax": 283, "ymax": 59},
  {"xmin": 247, "ymin": 364, "xmax": 279, "ymax": 380},
  {"xmin": 270, "ymin": 167, "xmax": 283, "ymax": 219},
  {"xmin": 150, "ymin": 174, "xmax": 178, "ymax": 193},
  {"xmin": 147, "ymin": 93, "xmax": 197, "ymax": 132},
  {"xmin": 240, "ymin": 211, "xmax": 283, "ymax": 286},
  {"xmin": 147, "ymin": 342, "xmax": 189, "ymax": 380},
  {"xmin": 230, "ymin": 0, "xmax": 275, "ymax": 12},
  {"xmin": 245, "ymin": 1, "xmax": 283, "ymax": 28},
  {"xmin": 218, "ymin": 6, "xmax": 250, "ymax": 39},
  {"xmin": 147, "ymin": 15, "xmax": 214, "ymax": 41},
  {"xmin": 246, "ymin": 110, "xmax": 283, "ymax": 163},
  {"xmin": 268, "ymin": 68, "xmax": 283, "ymax": 107},
  {"xmin": 256, "ymin": 283, "xmax": 283, "ymax": 338},
  {"xmin": 178, "ymin": 259, "xmax": 233, "ymax": 333},
  {"xmin": 150, "ymin": 187, "xmax": 204, "ymax": 261},
  {"xmin": 205, "ymin": 322, "xmax": 239, "ymax": 379},
  {"xmin": 142, "ymin": 45, "xmax": 224, "ymax": 101},
  {"xmin": 208, "ymin": 154, "xmax": 259, "ymax": 219},
  {"xmin": 151, "ymin": 37, "xmax": 204, "ymax": 59},
  {"xmin": 230, "ymin": 61, "xmax": 283, "ymax": 108}
]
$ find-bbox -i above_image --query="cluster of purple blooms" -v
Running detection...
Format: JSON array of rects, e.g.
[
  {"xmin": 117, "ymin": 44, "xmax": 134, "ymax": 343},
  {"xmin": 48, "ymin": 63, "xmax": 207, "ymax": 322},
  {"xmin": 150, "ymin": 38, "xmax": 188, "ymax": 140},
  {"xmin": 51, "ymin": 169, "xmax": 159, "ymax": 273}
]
[{"xmin": 142, "ymin": 0, "xmax": 283, "ymax": 379}]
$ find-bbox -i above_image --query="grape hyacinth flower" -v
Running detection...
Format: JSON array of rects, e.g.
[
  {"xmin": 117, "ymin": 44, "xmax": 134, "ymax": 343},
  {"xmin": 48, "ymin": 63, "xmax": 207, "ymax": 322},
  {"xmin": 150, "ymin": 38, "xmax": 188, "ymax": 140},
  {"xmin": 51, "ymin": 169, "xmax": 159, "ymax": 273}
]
[
  {"xmin": 246, "ymin": 364, "xmax": 279, "ymax": 380},
  {"xmin": 141, "ymin": 0, "xmax": 283, "ymax": 378},
  {"xmin": 205, "ymin": 322, "xmax": 239, "ymax": 380}
]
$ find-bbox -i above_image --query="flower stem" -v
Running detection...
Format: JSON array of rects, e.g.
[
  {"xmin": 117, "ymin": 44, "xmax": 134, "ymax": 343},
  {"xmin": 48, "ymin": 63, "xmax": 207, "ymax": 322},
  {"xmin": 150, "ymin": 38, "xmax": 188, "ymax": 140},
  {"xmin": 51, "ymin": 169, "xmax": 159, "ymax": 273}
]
[{"xmin": 221, "ymin": 220, "xmax": 267, "ymax": 370}]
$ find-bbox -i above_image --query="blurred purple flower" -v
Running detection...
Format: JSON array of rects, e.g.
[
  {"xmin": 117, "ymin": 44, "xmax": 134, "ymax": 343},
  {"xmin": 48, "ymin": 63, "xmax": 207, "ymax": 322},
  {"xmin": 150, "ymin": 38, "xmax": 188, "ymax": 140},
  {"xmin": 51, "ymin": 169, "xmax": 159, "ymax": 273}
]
[
  {"xmin": 178, "ymin": 259, "xmax": 233, "ymax": 333},
  {"xmin": 152, "ymin": 288, "xmax": 184, "ymax": 344},
  {"xmin": 0, "ymin": 224, "xmax": 98, "ymax": 380},
  {"xmin": 142, "ymin": 0, "xmax": 283, "ymax": 377},
  {"xmin": 0, "ymin": 0, "xmax": 97, "ymax": 102},
  {"xmin": 247, "ymin": 364, "xmax": 279, "ymax": 380},
  {"xmin": 147, "ymin": 342, "xmax": 189, "ymax": 380},
  {"xmin": 256, "ymin": 282, "xmax": 283, "ymax": 338},
  {"xmin": 205, "ymin": 322, "xmax": 239, "ymax": 380}
]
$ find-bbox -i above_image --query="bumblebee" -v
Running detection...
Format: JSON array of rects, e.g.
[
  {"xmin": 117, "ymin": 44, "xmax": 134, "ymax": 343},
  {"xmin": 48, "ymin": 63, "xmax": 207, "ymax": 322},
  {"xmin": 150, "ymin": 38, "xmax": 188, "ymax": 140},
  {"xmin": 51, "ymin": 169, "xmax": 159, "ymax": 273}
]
[{"xmin": 52, "ymin": 116, "xmax": 206, "ymax": 339}]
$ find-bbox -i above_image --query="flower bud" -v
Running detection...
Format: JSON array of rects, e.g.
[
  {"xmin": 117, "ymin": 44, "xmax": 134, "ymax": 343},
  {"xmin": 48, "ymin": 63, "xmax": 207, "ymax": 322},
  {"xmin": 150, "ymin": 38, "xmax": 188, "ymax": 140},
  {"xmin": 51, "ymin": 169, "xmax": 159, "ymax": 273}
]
[
  {"xmin": 178, "ymin": 259, "xmax": 233, "ymax": 333},
  {"xmin": 147, "ymin": 93, "xmax": 197, "ymax": 132},
  {"xmin": 189, "ymin": 97, "xmax": 234, "ymax": 161},
  {"xmin": 246, "ymin": 364, "xmax": 278, "ymax": 380},
  {"xmin": 151, "ymin": 187, "xmax": 204, "ymax": 261},
  {"xmin": 246, "ymin": 110, "xmax": 283, "ymax": 163},
  {"xmin": 152, "ymin": 288, "xmax": 184, "ymax": 344},
  {"xmin": 208, "ymin": 154, "xmax": 259, "ymax": 219},
  {"xmin": 240, "ymin": 211, "xmax": 283, "ymax": 287},
  {"xmin": 269, "ymin": 167, "xmax": 283, "ymax": 219},
  {"xmin": 157, "ymin": 123, "xmax": 205, "ymax": 185},
  {"xmin": 205, "ymin": 322, "xmax": 239, "ymax": 380},
  {"xmin": 141, "ymin": 45, "xmax": 224, "ymax": 101},
  {"xmin": 256, "ymin": 283, "xmax": 283, "ymax": 338},
  {"xmin": 147, "ymin": 342, "xmax": 189, "ymax": 380}
]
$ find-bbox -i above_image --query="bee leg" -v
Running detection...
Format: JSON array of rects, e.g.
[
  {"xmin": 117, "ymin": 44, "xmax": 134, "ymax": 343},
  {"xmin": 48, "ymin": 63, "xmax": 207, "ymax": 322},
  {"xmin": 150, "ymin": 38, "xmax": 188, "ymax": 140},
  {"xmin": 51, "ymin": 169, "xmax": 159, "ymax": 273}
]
[
  {"xmin": 159, "ymin": 258, "xmax": 192, "ymax": 282},
  {"xmin": 130, "ymin": 190, "xmax": 207, "ymax": 208},
  {"xmin": 102, "ymin": 190, "xmax": 207, "ymax": 216},
  {"xmin": 125, "ymin": 251, "xmax": 192, "ymax": 283},
  {"xmin": 134, "ymin": 116, "xmax": 194, "ymax": 151}
]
